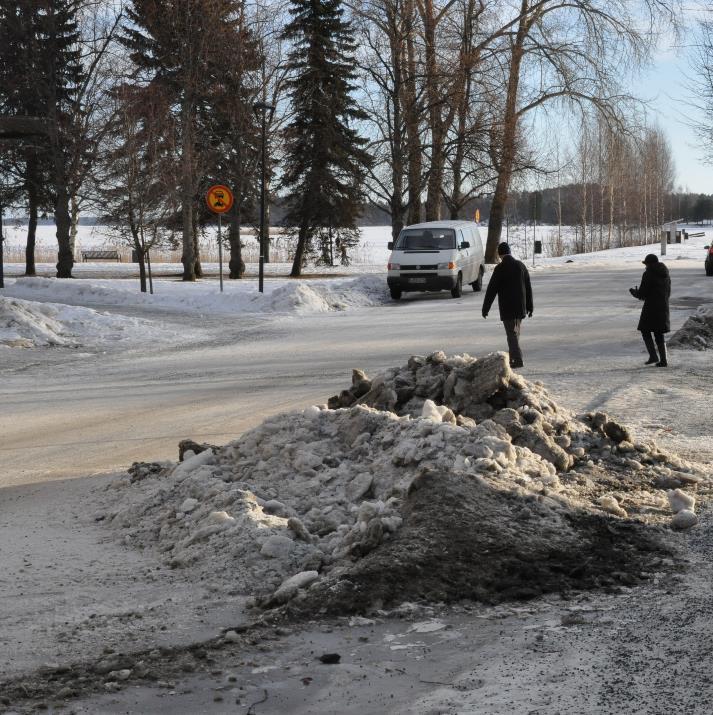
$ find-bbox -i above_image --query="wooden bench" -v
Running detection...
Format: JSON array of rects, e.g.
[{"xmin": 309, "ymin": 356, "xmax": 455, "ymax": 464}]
[{"xmin": 81, "ymin": 250, "xmax": 121, "ymax": 262}]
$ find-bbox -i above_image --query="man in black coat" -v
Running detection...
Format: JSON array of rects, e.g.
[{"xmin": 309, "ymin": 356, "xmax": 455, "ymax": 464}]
[
  {"xmin": 482, "ymin": 242, "xmax": 533, "ymax": 368},
  {"xmin": 630, "ymin": 253, "xmax": 671, "ymax": 367}
]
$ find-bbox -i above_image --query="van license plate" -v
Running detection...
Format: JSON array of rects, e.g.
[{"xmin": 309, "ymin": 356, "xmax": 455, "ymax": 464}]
[{"xmin": 409, "ymin": 277, "xmax": 426, "ymax": 283}]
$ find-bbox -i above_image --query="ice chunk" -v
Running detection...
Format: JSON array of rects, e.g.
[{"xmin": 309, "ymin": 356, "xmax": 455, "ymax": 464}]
[
  {"xmin": 179, "ymin": 498, "xmax": 199, "ymax": 513},
  {"xmin": 272, "ymin": 570, "xmax": 319, "ymax": 603},
  {"xmin": 261, "ymin": 535, "xmax": 295, "ymax": 559},
  {"xmin": 671, "ymin": 510, "xmax": 698, "ymax": 530},
  {"xmin": 667, "ymin": 489, "xmax": 695, "ymax": 514},
  {"xmin": 597, "ymin": 495, "xmax": 627, "ymax": 518}
]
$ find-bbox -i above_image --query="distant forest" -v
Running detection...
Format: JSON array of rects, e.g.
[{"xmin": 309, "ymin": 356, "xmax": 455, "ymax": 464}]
[{"xmin": 8, "ymin": 188, "xmax": 713, "ymax": 228}]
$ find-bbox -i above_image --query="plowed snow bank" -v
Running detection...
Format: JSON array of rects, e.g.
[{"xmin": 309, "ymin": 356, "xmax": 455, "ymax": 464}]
[
  {"xmin": 0, "ymin": 296, "xmax": 158, "ymax": 348},
  {"xmin": 4, "ymin": 274, "xmax": 389, "ymax": 317}
]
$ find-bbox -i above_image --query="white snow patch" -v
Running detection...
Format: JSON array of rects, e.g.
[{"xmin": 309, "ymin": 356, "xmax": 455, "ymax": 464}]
[{"xmin": 0, "ymin": 295, "xmax": 165, "ymax": 349}]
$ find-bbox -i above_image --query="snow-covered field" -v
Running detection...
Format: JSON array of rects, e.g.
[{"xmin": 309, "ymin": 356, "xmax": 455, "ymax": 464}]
[{"xmin": 2, "ymin": 230, "xmax": 713, "ymax": 714}]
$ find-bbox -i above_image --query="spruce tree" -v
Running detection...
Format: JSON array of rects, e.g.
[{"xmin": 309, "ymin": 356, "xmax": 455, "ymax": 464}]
[
  {"xmin": 120, "ymin": 0, "xmax": 250, "ymax": 281},
  {"xmin": 0, "ymin": 1, "xmax": 70, "ymax": 276},
  {"xmin": 281, "ymin": 0, "xmax": 371, "ymax": 277},
  {"xmin": 37, "ymin": 0, "xmax": 84, "ymax": 278}
]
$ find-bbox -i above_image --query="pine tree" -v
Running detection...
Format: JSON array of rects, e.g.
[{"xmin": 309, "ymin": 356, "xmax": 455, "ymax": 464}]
[
  {"xmin": 120, "ymin": 0, "xmax": 251, "ymax": 281},
  {"xmin": 37, "ymin": 0, "xmax": 85, "ymax": 278},
  {"xmin": 0, "ymin": 1, "xmax": 65, "ymax": 276},
  {"xmin": 281, "ymin": 0, "xmax": 371, "ymax": 277}
]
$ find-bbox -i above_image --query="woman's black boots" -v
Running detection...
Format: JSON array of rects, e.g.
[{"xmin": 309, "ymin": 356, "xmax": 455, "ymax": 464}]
[
  {"xmin": 643, "ymin": 333, "xmax": 658, "ymax": 365},
  {"xmin": 655, "ymin": 334, "xmax": 668, "ymax": 367}
]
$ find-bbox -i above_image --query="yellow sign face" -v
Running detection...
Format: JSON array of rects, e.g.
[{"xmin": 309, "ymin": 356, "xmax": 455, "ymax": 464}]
[
  {"xmin": 206, "ymin": 184, "xmax": 234, "ymax": 214},
  {"xmin": 475, "ymin": 208, "xmax": 481, "ymax": 222}
]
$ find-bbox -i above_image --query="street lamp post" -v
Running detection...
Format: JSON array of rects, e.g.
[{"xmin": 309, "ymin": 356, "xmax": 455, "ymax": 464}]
[
  {"xmin": 0, "ymin": 196, "xmax": 4, "ymax": 289},
  {"xmin": 252, "ymin": 101, "xmax": 275, "ymax": 293}
]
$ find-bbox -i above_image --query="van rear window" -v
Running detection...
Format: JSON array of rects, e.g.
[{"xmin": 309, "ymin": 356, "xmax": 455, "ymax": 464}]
[{"xmin": 395, "ymin": 228, "xmax": 456, "ymax": 250}]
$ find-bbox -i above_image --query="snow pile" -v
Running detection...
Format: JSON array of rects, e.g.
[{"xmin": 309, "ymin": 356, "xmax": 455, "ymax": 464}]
[
  {"xmin": 0, "ymin": 296, "xmax": 73, "ymax": 347},
  {"xmin": 103, "ymin": 352, "xmax": 701, "ymax": 615},
  {"xmin": 4, "ymin": 274, "xmax": 389, "ymax": 317},
  {"xmin": 0, "ymin": 295, "xmax": 157, "ymax": 349},
  {"xmin": 668, "ymin": 306, "xmax": 713, "ymax": 350},
  {"xmin": 267, "ymin": 275, "xmax": 389, "ymax": 314}
]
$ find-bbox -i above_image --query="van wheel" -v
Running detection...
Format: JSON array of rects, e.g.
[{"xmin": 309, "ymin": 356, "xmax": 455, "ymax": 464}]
[
  {"xmin": 472, "ymin": 266, "xmax": 484, "ymax": 292},
  {"xmin": 451, "ymin": 273, "xmax": 462, "ymax": 298},
  {"xmin": 390, "ymin": 287, "xmax": 402, "ymax": 300}
]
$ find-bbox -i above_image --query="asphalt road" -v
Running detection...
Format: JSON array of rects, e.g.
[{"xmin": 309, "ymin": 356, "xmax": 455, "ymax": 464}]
[{"xmin": 1, "ymin": 263, "xmax": 711, "ymax": 487}]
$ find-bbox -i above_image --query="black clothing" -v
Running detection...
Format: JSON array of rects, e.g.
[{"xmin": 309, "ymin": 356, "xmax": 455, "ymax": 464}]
[
  {"xmin": 642, "ymin": 332, "xmax": 658, "ymax": 364},
  {"xmin": 482, "ymin": 254, "xmax": 533, "ymax": 321},
  {"xmin": 655, "ymin": 332, "xmax": 668, "ymax": 367},
  {"xmin": 642, "ymin": 331, "xmax": 667, "ymax": 366},
  {"xmin": 503, "ymin": 319, "xmax": 523, "ymax": 366},
  {"xmin": 631, "ymin": 262, "xmax": 670, "ymax": 333}
]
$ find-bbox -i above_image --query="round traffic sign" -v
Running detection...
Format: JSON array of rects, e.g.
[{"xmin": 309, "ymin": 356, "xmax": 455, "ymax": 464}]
[{"xmin": 206, "ymin": 184, "xmax": 234, "ymax": 214}]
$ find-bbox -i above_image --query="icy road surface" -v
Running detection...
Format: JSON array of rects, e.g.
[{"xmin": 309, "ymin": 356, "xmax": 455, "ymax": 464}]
[{"xmin": 1, "ymin": 262, "xmax": 711, "ymax": 487}]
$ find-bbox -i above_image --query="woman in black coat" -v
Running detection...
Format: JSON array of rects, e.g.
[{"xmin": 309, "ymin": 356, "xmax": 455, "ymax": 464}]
[{"xmin": 630, "ymin": 254, "xmax": 671, "ymax": 367}]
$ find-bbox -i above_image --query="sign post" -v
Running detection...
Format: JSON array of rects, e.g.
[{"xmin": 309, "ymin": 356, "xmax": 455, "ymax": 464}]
[
  {"xmin": 662, "ymin": 218, "xmax": 684, "ymax": 257},
  {"xmin": 206, "ymin": 184, "xmax": 234, "ymax": 292}
]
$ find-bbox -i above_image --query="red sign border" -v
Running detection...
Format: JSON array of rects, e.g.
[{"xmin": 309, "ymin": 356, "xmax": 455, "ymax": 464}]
[{"xmin": 206, "ymin": 184, "xmax": 234, "ymax": 214}]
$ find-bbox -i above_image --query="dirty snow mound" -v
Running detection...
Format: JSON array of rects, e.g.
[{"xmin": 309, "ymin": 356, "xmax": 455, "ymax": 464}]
[
  {"xmin": 103, "ymin": 352, "xmax": 700, "ymax": 615},
  {"xmin": 668, "ymin": 306, "xmax": 713, "ymax": 350}
]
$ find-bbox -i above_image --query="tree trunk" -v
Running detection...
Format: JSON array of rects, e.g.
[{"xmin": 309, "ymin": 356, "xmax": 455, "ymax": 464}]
[
  {"xmin": 387, "ymin": 2, "xmax": 406, "ymax": 240},
  {"xmin": 449, "ymin": 68, "xmax": 471, "ymax": 219},
  {"xmin": 69, "ymin": 195, "xmax": 79, "ymax": 258},
  {"xmin": 485, "ymin": 0, "xmax": 530, "ymax": 263},
  {"xmin": 137, "ymin": 247, "xmax": 147, "ymax": 292},
  {"xmin": 228, "ymin": 205, "xmax": 245, "ymax": 278},
  {"xmin": 180, "ymin": 95, "xmax": 196, "ymax": 281},
  {"xmin": 403, "ymin": 0, "xmax": 421, "ymax": 226},
  {"xmin": 290, "ymin": 219, "xmax": 309, "ymax": 277},
  {"xmin": 133, "ymin": 229, "xmax": 147, "ymax": 293},
  {"xmin": 191, "ymin": 208, "xmax": 203, "ymax": 278},
  {"xmin": 54, "ymin": 188, "xmax": 73, "ymax": 278},
  {"xmin": 25, "ymin": 155, "xmax": 38, "ymax": 277},
  {"xmin": 422, "ymin": 0, "xmax": 442, "ymax": 221},
  {"xmin": 263, "ymin": 191, "xmax": 271, "ymax": 263},
  {"xmin": 49, "ymin": 115, "xmax": 73, "ymax": 277}
]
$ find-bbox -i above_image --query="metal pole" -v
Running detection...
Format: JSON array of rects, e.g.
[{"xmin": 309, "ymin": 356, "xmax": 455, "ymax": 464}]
[
  {"xmin": 218, "ymin": 213, "xmax": 224, "ymax": 293},
  {"xmin": 258, "ymin": 109, "xmax": 266, "ymax": 294}
]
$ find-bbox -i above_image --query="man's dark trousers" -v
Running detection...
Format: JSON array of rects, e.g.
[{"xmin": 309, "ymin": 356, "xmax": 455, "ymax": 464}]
[{"xmin": 503, "ymin": 319, "xmax": 523, "ymax": 365}]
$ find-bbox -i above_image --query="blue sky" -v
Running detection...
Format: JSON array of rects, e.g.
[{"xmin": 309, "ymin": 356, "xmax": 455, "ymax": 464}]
[{"xmin": 640, "ymin": 26, "xmax": 713, "ymax": 193}]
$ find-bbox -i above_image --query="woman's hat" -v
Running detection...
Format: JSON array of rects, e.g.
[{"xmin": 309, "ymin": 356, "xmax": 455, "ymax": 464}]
[{"xmin": 643, "ymin": 254, "xmax": 659, "ymax": 265}]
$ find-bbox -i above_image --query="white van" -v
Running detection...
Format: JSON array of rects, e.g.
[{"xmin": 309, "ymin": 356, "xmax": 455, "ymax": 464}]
[{"xmin": 386, "ymin": 220, "xmax": 485, "ymax": 300}]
